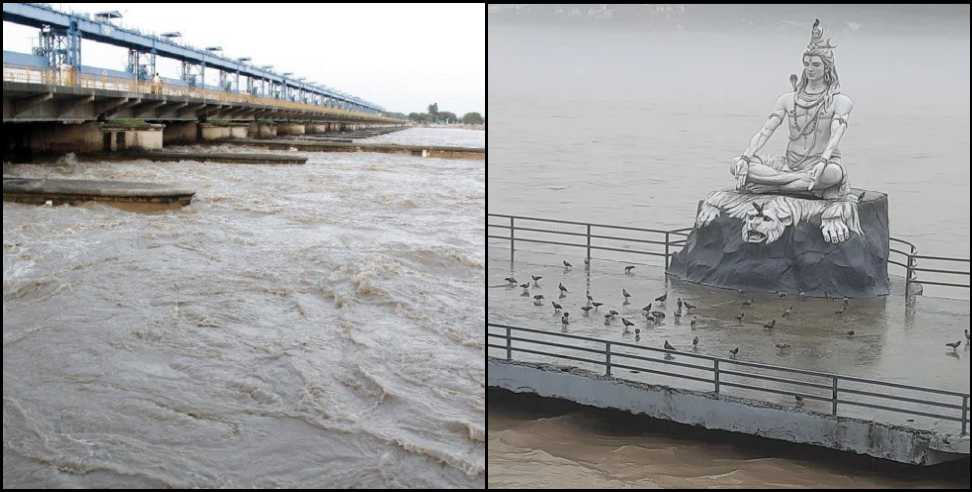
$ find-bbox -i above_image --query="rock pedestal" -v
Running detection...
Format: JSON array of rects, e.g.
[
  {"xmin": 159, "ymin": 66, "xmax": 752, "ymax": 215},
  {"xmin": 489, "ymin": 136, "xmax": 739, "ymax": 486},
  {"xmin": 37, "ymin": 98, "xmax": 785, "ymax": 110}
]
[{"xmin": 668, "ymin": 189, "xmax": 890, "ymax": 297}]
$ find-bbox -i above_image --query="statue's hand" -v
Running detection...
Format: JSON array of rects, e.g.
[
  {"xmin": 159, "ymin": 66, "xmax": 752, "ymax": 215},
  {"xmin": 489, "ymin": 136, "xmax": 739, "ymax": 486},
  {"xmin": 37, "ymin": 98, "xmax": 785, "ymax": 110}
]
[
  {"xmin": 821, "ymin": 216, "xmax": 849, "ymax": 244},
  {"xmin": 807, "ymin": 162, "xmax": 826, "ymax": 191},
  {"xmin": 730, "ymin": 157, "xmax": 749, "ymax": 191},
  {"xmin": 697, "ymin": 203, "xmax": 720, "ymax": 228}
]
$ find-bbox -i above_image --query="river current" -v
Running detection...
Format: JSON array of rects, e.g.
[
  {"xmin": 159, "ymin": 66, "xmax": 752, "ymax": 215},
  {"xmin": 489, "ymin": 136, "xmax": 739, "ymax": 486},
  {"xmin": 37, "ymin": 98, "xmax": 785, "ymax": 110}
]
[{"xmin": 3, "ymin": 127, "xmax": 485, "ymax": 488}]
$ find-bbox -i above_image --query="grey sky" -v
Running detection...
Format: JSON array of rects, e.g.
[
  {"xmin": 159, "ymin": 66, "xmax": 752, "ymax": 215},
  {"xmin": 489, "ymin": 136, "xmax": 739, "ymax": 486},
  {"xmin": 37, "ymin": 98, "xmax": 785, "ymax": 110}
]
[{"xmin": 3, "ymin": 3, "xmax": 485, "ymax": 115}]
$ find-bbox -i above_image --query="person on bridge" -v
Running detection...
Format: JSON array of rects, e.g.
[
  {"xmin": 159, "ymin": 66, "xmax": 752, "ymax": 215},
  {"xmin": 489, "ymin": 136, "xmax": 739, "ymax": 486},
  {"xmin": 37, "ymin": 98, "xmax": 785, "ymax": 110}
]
[{"xmin": 152, "ymin": 72, "xmax": 162, "ymax": 95}]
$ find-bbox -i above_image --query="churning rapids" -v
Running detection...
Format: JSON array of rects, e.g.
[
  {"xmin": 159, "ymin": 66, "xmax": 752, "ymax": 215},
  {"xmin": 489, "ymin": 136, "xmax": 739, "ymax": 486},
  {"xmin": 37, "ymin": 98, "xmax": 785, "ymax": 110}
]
[{"xmin": 2, "ymin": 127, "xmax": 486, "ymax": 488}]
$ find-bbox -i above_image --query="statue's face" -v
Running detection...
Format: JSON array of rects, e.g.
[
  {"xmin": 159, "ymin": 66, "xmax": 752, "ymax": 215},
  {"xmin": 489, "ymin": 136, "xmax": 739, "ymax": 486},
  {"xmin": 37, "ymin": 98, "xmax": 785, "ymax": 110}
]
[{"xmin": 803, "ymin": 55, "xmax": 825, "ymax": 81}]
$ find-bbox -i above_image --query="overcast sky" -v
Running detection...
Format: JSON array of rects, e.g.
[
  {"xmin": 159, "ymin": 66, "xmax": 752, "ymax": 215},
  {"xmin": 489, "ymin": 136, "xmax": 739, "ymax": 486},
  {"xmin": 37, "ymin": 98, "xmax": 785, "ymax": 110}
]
[{"xmin": 3, "ymin": 3, "xmax": 485, "ymax": 115}]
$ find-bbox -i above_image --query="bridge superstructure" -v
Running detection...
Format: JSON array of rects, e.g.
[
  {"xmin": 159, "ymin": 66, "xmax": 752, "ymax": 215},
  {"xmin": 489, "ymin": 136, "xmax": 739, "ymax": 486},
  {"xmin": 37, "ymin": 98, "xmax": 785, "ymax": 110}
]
[{"xmin": 2, "ymin": 3, "xmax": 398, "ymax": 124}]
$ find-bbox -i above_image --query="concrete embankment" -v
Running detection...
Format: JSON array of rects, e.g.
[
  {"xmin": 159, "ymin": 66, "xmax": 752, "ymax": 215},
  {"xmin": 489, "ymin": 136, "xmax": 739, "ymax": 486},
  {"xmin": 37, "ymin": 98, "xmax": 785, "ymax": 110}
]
[
  {"xmin": 217, "ymin": 138, "xmax": 485, "ymax": 160},
  {"xmin": 3, "ymin": 176, "xmax": 195, "ymax": 210},
  {"xmin": 488, "ymin": 357, "xmax": 970, "ymax": 466}
]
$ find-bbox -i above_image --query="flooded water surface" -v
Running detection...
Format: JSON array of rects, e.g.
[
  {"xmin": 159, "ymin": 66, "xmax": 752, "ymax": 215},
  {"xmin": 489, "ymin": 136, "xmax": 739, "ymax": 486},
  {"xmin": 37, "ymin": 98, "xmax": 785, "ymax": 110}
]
[{"xmin": 3, "ymin": 128, "xmax": 485, "ymax": 488}]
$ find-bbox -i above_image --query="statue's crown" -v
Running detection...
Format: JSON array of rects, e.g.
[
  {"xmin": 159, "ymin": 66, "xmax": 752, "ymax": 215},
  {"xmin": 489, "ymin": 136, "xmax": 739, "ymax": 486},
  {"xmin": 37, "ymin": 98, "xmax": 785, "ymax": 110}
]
[
  {"xmin": 803, "ymin": 19, "xmax": 836, "ymax": 60},
  {"xmin": 803, "ymin": 19, "xmax": 836, "ymax": 61}
]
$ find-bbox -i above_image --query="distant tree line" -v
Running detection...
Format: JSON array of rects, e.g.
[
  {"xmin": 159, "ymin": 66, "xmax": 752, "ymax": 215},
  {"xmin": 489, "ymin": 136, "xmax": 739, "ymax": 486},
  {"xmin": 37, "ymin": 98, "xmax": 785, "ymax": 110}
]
[{"xmin": 402, "ymin": 103, "xmax": 484, "ymax": 125}]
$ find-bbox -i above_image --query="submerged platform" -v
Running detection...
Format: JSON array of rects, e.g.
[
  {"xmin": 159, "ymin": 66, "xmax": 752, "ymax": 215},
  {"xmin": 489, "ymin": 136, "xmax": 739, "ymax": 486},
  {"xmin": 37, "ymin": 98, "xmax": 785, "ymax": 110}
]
[
  {"xmin": 217, "ymin": 138, "xmax": 485, "ymax": 160},
  {"xmin": 3, "ymin": 177, "xmax": 195, "ymax": 210},
  {"xmin": 487, "ymin": 247, "xmax": 970, "ymax": 465}
]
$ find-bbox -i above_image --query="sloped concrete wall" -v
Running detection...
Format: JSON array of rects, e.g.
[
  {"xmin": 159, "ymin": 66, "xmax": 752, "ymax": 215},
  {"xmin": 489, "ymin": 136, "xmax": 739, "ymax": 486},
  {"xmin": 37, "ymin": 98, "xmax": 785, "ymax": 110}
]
[{"xmin": 488, "ymin": 358, "xmax": 969, "ymax": 466}]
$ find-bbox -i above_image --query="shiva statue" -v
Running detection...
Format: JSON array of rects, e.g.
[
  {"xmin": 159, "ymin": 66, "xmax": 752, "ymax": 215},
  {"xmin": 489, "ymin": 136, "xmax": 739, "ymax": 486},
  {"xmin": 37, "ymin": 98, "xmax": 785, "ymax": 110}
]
[{"xmin": 729, "ymin": 19, "xmax": 852, "ymax": 200}]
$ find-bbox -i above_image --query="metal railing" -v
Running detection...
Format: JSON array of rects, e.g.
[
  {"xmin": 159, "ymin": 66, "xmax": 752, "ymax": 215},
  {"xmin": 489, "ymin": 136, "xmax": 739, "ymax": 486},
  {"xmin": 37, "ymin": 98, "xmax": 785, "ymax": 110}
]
[
  {"xmin": 487, "ymin": 323, "xmax": 970, "ymax": 435},
  {"xmin": 3, "ymin": 63, "xmax": 391, "ymax": 122},
  {"xmin": 488, "ymin": 213, "xmax": 971, "ymax": 296},
  {"xmin": 487, "ymin": 213, "xmax": 692, "ymax": 270}
]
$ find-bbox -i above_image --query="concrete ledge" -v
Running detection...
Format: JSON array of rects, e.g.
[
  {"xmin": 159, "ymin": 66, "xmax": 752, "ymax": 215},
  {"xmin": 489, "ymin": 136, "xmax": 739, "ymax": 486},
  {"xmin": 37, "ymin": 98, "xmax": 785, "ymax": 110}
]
[
  {"xmin": 86, "ymin": 151, "xmax": 306, "ymax": 165},
  {"xmin": 215, "ymin": 138, "xmax": 485, "ymax": 160},
  {"xmin": 488, "ymin": 357, "xmax": 969, "ymax": 466},
  {"xmin": 3, "ymin": 177, "xmax": 194, "ymax": 208}
]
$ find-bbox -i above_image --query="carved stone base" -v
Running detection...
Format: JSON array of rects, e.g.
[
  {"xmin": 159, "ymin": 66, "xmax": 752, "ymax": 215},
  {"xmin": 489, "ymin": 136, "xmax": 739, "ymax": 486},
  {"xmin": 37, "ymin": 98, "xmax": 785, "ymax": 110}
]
[{"xmin": 668, "ymin": 189, "xmax": 890, "ymax": 297}]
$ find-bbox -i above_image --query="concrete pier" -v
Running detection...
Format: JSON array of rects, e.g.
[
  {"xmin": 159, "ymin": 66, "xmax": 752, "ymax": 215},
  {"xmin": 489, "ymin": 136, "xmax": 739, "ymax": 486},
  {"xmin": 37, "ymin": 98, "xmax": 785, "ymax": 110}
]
[
  {"xmin": 3, "ymin": 176, "xmax": 195, "ymax": 209},
  {"xmin": 100, "ymin": 123, "xmax": 164, "ymax": 151},
  {"xmin": 198, "ymin": 123, "xmax": 248, "ymax": 141},
  {"xmin": 488, "ymin": 358, "xmax": 969, "ymax": 466},
  {"xmin": 219, "ymin": 138, "xmax": 484, "ymax": 160}
]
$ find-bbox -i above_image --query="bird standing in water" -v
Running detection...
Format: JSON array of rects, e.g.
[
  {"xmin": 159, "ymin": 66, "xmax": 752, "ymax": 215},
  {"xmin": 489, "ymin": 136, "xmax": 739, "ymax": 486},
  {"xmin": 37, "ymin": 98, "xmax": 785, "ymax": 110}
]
[
  {"xmin": 559, "ymin": 282, "xmax": 568, "ymax": 298},
  {"xmin": 664, "ymin": 340, "xmax": 677, "ymax": 351},
  {"xmin": 551, "ymin": 301, "xmax": 563, "ymax": 313},
  {"xmin": 736, "ymin": 312, "xmax": 745, "ymax": 324},
  {"xmin": 764, "ymin": 319, "xmax": 776, "ymax": 330},
  {"xmin": 563, "ymin": 260, "xmax": 572, "ymax": 270},
  {"xmin": 532, "ymin": 275, "xmax": 542, "ymax": 286},
  {"xmin": 729, "ymin": 347, "xmax": 739, "ymax": 358},
  {"xmin": 561, "ymin": 313, "xmax": 570, "ymax": 331},
  {"xmin": 692, "ymin": 336, "xmax": 699, "ymax": 350},
  {"xmin": 622, "ymin": 288, "xmax": 631, "ymax": 304},
  {"xmin": 782, "ymin": 306, "xmax": 793, "ymax": 318},
  {"xmin": 581, "ymin": 305, "xmax": 593, "ymax": 315},
  {"xmin": 625, "ymin": 265, "xmax": 635, "ymax": 275}
]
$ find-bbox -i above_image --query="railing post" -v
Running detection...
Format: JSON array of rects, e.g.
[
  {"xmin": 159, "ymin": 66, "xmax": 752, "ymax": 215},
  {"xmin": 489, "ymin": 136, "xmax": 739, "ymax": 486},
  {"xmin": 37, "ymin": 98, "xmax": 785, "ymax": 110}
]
[
  {"xmin": 506, "ymin": 326, "xmax": 512, "ymax": 361},
  {"xmin": 510, "ymin": 216, "xmax": 515, "ymax": 266},
  {"xmin": 586, "ymin": 224, "xmax": 591, "ymax": 264},
  {"xmin": 963, "ymin": 395, "xmax": 968, "ymax": 436},
  {"xmin": 714, "ymin": 359, "xmax": 720, "ymax": 394},
  {"xmin": 905, "ymin": 250, "xmax": 913, "ymax": 297},
  {"xmin": 832, "ymin": 376, "xmax": 839, "ymax": 416},
  {"xmin": 605, "ymin": 342, "xmax": 612, "ymax": 377},
  {"xmin": 664, "ymin": 232, "xmax": 670, "ymax": 271}
]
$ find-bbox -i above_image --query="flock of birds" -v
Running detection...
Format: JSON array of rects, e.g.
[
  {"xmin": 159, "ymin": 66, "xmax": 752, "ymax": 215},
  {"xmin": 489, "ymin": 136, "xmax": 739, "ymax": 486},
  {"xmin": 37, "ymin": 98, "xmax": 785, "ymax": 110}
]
[{"xmin": 502, "ymin": 259, "xmax": 972, "ymax": 360}]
